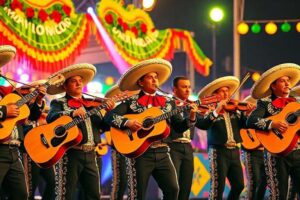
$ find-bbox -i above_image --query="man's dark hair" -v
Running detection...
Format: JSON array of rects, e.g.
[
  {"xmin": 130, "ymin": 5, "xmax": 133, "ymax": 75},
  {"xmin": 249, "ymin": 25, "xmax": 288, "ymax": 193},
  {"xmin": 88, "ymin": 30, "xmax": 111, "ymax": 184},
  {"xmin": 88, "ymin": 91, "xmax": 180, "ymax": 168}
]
[{"xmin": 172, "ymin": 76, "xmax": 189, "ymax": 88}]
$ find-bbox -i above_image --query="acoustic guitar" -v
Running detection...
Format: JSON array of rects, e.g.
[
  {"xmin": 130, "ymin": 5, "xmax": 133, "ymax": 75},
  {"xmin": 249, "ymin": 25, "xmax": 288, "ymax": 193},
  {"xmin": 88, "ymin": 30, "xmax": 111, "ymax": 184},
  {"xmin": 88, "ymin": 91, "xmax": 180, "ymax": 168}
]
[
  {"xmin": 240, "ymin": 128, "xmax": 262, "ymax": 150},
  {"xmin": 95, "ymin": 132, "xmax": 111, "ymax": 157},
  {"xmin": 24, "ymin": 93, "xmax": 128, "ymax": 168},
  {"xmin": 255, "ymin": 102, "xmax": 300, "ymax": 155},
  {"xmin": 111, "ymin": 95, "xmax": 221, "ymax": 158},
  {"xmin": 0, "ymin": 75, "xmax": 64, "ymax": 142}
]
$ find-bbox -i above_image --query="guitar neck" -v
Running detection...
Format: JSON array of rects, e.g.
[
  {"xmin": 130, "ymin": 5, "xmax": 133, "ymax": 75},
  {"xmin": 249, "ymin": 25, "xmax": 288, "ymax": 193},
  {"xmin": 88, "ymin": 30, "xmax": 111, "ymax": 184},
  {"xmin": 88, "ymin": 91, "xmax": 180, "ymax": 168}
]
[
  {"xmin": 64, "ymin": 103, "xmax": 108, "ymax": 130},
  {"xmin": 16, "ymin": 82, "xmax": 50, "ymax": 107},
  {"xmin": 153, "ymin": 105, "xmax": 187, "ymax": 124}
]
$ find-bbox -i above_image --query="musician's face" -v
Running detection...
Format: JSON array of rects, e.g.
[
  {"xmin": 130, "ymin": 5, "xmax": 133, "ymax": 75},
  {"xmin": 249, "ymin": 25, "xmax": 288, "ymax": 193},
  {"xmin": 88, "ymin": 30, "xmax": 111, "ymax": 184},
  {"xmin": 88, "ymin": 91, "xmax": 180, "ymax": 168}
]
[
  {"xmin": 271, "ymin": 76, "xmax": 291, "ymax": 97},
  {"xmin": 63, "ymin": 75, "xmax": 83, "ymax": 97},
  {"xmin": 173, "ymin": 79, "xmax": 191, "ymax": 100},
  {"xmin": 214, "ymin": 86, "xmax": 229, "ymax": 100},
  {"xmin": 138, "ymin": 72, "xmax": 159, "ymax": 94}
]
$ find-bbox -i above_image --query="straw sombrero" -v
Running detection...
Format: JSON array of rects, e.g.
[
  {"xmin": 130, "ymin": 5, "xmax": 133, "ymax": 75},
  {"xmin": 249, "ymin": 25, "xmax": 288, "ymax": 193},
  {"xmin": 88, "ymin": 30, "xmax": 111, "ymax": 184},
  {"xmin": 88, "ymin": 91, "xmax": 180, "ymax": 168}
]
[
  {"xmin": 242, "ymin": 95, "xmax": 256, "ymax": 104},
  {"xmin": 105, "ymin": 85, "xmax": 122, "ymax": 98},
  {"xmin": 23, "ymin": 79, "xmax": 47, "ymax": 90},
  {"xmin": 47, "ymin": 63, "xmax": 96, "ymax": 95},
  {"xmin": 291, "ymin": 85, "xmax": 300, "ymax": 97},
  {"xmin": 197, "ymin": 76, "xmax": 240, "ymax": 98},
  {"xmin": 118, "ymin": 58, "xmax": 172, "ymax": 91},
  {"xmin": 251, "ymin": 63, "xmax": 300, "ymax": 99},
  {"xmin": 0, "ymin": 45, "xmax": 16, "ymax": 67},
  {"xmin": 105, "ymin": 85, "xmax": 140, "ymax": 99}
]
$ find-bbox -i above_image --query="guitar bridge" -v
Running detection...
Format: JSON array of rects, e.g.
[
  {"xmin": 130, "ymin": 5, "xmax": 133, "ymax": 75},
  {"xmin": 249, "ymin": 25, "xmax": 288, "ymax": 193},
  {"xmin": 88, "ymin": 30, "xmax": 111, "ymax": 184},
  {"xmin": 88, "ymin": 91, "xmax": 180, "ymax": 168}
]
[{"xmin": 40, "ymin": 134, "xmax": 50, "ymax": 148}]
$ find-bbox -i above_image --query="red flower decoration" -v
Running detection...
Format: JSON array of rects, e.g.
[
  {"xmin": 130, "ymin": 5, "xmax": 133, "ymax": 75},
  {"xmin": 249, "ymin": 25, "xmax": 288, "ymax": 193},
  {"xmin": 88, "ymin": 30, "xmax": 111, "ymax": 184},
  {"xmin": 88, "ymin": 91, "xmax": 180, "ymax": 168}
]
[
  {"xmin": 38, "ymin": 9, "xmax": 48, "ymax": 22},
  {"xmin": 104, "ymin": 14, "xmax": 113, "ymax": 24},
  {"xmin": 10, "ymin": 0, "xmax": 22, "ymax": 10},
  {"xmin": 0, "ymin": 0, "xmax": 6, "ymax": 6},
  {"xmin": 151, "ymin": 28, "xmax": 156, "ymax": 32},
  {"xmin": 117, "ymin": 17, "xmax": 123, "ymax": 26},
  {"xmin": 26, "ymin": 7, "xmax": 34, "ymax": 19},
  {"xmin": 131, "ymin": 26, "xmax": 138, "ymax": 37},
  {"xmin": 62, "ymin": 5, "xmax": 71, "ymax": 16},
  {"xmin": 50, "ymin": 10, "xmax": 62, "ymax": 23},
  {"xmin": 122, "ymin": 23, "xmax": 128, "ymax": 32},
  {"xmin": 140, "ymin": 23, "xmax": 147, "ymax": 33}
]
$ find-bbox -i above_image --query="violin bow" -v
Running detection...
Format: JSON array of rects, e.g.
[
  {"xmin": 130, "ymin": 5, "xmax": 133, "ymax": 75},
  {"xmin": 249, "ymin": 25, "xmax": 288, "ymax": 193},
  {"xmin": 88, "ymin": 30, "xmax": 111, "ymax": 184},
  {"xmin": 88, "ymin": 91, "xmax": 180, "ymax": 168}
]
[{"xmin": 229, "ymin": 72, "xmax": 251, "ymax": 100}]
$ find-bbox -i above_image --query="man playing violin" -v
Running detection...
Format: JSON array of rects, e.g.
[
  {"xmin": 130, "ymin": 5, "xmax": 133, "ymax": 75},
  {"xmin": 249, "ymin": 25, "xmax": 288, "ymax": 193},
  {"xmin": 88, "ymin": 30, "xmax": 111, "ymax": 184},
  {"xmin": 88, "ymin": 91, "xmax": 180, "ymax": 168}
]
[
  {"xmin": 247, "ymin": 63, "xmax": 300, "ymax": 199},
  {"xmin": 46, "ymin": 63, "xmax": 114, "ymax": 200},
  {"xmin": 168, "ymin": 76, "xmax": 209, "ymax": 200},
  {"xmin": 105, "ymin": 59, "xmax": 198, "ymax": 200},
  {"xmin": 197, "ymin": 76, "xmax": 254, "ymax": 200},
  {"xmin": 0, "ymin": 45, "xmax": 47, "ymax": 200}
]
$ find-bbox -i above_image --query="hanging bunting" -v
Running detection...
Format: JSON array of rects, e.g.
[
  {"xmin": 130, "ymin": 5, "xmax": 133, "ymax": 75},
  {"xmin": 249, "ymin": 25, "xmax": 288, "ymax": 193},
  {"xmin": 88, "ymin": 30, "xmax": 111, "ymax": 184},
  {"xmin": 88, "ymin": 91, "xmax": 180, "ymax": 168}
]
[
  {"xmin": 96, "ymin": 0, "xmax": 212, "ymax": 76},
  {"xmin": 0, "ymin": 0, "xmax": 91, "ymax": 72}
]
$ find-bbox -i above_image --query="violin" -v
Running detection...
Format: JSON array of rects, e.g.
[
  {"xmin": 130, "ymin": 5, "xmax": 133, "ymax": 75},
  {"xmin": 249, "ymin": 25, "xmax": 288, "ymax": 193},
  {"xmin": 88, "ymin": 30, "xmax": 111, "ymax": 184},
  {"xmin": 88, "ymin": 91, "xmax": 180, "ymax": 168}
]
[
  {"xmin": 82, "ymin": 98, "xmax": 104, "ymax": 108},
  {"xmin": 222, "ymin": 99, "xmax": 253, "ymax": 112}
]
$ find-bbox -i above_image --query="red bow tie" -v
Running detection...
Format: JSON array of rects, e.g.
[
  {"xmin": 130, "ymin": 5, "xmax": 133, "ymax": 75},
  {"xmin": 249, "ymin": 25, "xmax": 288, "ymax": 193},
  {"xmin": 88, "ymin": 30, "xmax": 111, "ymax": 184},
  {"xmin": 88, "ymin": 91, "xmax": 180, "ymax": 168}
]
[
  {"xmin": 138, "ymin": 95, "xmax": 166, "ymax": 107},
  {"xmin": 272, "ymin": 97, "xmax": 296, "ymax": 108},
  {"xmin": 68, "ymin": 98, "xmax": 90, "ymax": 108}
]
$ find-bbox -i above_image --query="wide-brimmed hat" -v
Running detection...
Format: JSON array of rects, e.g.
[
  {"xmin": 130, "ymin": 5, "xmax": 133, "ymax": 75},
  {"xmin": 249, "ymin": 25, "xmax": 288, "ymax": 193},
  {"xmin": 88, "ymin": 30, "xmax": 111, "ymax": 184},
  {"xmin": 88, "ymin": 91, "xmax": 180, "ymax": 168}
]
[
  {"xmin": 105, "ymin": 85, "xmax": 140, "ymax": 99},
  {"xmin": 0, "ymin": 45, "xmax": 16, "ymax": 68},
  {"xmin": 198, "ymin": 76, "xmax": 240, "ymax": 98},
  {"xmin": 118, "ymin": 58, "xmax": 172, "ymax": 91},
  {"xmin": 47, "ymin": 63, "xmax": 96, "ymax": 95},
  {"xmin": 291, "ymin": 85, "xmax": 300, "ymax": 97},
  {"xmin": 251, "ymin": 63, "xmax": 300, "ymax": 99},
  {"xmin": 23, "ymin": 79, "xmax": 47, "ymax": 89},
  {"xmin": 105, "ymin": 85, "xmax": 122, "ymax": 98},
  {"xmin": 242, "ymin": 95, "xmax": 256, "ymax": 104}
]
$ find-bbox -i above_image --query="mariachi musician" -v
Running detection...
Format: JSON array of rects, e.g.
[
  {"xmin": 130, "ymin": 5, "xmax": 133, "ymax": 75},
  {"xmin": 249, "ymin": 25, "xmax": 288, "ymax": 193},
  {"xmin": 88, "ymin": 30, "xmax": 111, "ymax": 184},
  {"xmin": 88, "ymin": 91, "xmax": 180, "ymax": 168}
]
[
  {"xmin": 197, "ymin": 76, "xmax": 254, "ymax": 200},
  {"xmin": 0, "ymin": 45, "xmax": 46, "ymax": 199},
  {"xmin": 46, "ymin": 63, "xmax": 114, "ymax": 200},
  {"xmin": 247, "ymin": 63, "xmax": 300, "ymax": 199},
  {"xmin": 105, "ymin": 58, "xmax": 198, "ymax": 200},
  {"xmin": 20, "ymin": 80, "xmax": 55, "ymax": 200}
]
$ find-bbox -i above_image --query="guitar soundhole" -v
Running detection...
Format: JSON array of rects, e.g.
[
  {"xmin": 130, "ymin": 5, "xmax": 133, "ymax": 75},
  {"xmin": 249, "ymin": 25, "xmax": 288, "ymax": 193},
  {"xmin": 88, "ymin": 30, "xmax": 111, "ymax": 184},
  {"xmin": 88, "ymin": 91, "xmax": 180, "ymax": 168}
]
[
  {"xmin": 55, "ymin": 126, "xmax": 66, "ymax": 137},
  {"xmin": 286, "ymin": 113, "xmax": 298, "ymax": 124},
  {"xmin": 137, "ymin": 127, "xmax": 154, "ymax": 138},
  {"xmin": 142, "ymin": 118, "xmax": 154, "ymax": 130}
]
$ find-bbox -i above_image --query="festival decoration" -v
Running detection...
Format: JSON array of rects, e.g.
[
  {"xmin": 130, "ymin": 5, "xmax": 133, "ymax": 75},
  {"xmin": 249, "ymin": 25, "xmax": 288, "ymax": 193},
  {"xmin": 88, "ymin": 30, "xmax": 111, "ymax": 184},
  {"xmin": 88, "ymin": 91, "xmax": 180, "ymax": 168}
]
[
  {"xmin": 96, "ymin": 0, "xmax": 212, "ymax": 76},
  {"xmin": 0, "ymin": 0, "xmax": 91, "ymax": 72}
]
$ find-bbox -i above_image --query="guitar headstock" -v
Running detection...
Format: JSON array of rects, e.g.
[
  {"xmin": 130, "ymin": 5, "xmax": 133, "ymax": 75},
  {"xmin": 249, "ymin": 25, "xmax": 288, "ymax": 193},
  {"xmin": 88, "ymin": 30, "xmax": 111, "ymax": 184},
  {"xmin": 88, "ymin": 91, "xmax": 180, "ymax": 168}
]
[{"xmin": 48, "ymin": 74, "xmax": 65, "ymax": 86}]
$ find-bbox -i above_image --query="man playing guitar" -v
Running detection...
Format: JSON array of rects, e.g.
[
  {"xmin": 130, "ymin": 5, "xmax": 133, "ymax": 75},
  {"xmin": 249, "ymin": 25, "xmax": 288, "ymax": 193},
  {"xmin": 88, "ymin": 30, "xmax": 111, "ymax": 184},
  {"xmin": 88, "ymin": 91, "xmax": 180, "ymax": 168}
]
[
  {"xmin": 247, "ymin": 63, "xmax": 300, "ymax": 199},
  {"xmin": 105, "ymin": 58, "xmax": 198, "ymax": 200},
  {"xmin": 46, "ymin": 63, "xmax": 114, "ymax": 200}
]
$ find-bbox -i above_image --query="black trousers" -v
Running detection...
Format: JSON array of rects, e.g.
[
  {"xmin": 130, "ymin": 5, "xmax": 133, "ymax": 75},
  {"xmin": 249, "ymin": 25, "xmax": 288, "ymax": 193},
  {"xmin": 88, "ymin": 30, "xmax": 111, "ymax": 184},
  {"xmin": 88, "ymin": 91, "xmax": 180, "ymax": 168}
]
[
  {"xmin": 55, "ymin": 149, "xmax": 101, "ymax": 200},
  {"xmin": 111, "ymin": 148, "xmax": 127, "ymax": 200},
  {"xmin": 208, "ymin": 146, "xmax": 244, "ymax": 200},
  {"xmin": 23, "ymin": 153, "xmax": 55, "ymax": 200},
  {"xmin": 0, "ymin": 146, "xmax": 27, "ymax": 200},
  {"xmin": 127, "ymin": 147, "xmax": 179, "ymax": 200},
  {"xmin": 169, "ymin": 142, "xmax": 194, "ymax": 200},
  {"xmin": 242, "ymin": 150, "xmax": 267, "ymax": 200},
  {"xmin": 265, "ymin": 149, "xmax": 300, "ymax": 199}
]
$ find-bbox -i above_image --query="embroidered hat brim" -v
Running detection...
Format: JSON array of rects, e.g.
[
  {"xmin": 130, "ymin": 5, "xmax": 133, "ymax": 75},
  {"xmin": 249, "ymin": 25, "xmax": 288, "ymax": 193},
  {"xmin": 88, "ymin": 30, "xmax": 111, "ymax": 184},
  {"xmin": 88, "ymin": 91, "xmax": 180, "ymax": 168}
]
[
  {"xmin": 251, "ymin": 63, "xmax": 300, "ymax": 99},
  {"xmin": 197, "ymin": 76, "xmax": 240, "ymax": 98},
  {"xmin": 47, "ymin": 63, "xmax": 96, "ymax": 95},
  {"xmin": 118, "ymin": 58, "xmax": 172, "ymax": 91},
  {"xmin": 0, "ymin": 45, "xmax": 16, "ymax": 68}
]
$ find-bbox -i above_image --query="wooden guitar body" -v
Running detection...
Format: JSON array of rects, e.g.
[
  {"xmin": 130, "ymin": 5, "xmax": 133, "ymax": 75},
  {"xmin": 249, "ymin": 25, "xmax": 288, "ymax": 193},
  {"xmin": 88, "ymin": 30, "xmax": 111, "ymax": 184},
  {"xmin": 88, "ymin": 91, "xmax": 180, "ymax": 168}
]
[{"xmin": 240, "ymin": 128, "xmax": 262, "ymax": 150}]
